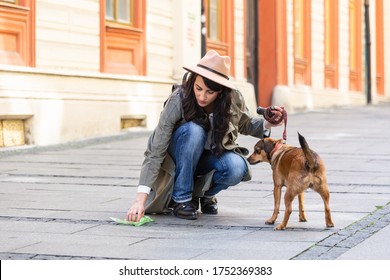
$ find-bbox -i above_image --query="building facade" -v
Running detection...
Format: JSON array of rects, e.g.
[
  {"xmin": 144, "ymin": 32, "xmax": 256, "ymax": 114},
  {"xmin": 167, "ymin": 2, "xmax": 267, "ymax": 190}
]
[{"xmin": 0, "ymin": 0, "xmax": 389, "ymax": 147}]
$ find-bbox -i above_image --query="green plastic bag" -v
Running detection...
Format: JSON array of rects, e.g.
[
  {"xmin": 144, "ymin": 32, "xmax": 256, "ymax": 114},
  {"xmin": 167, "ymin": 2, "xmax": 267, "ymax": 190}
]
[{"xmin": 110, "ymin": 216, "xmax": 154, "ymax": 226}]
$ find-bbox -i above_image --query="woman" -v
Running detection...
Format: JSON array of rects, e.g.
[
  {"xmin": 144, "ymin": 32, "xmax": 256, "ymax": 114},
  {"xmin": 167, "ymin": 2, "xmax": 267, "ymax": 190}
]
[{"xmin": 126, "ymin": 50, "xmax": 284, "ymax": 221}]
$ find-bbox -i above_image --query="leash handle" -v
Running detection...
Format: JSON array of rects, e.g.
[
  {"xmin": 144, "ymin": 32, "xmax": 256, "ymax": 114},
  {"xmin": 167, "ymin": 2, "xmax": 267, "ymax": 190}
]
[{"xmin": 257, "ymin": 106, "xmax": 288, "ymax": 143}]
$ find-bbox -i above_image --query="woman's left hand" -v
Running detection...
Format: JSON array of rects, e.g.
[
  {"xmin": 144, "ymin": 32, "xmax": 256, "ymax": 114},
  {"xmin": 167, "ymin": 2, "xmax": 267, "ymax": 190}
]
[{"xmin": 263, "ymin": 106, "xmax": 285, "ymax": 129}]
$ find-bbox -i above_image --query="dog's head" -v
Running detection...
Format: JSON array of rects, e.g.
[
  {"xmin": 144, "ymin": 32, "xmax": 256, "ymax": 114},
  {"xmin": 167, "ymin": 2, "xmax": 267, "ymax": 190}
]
[{"xmin": 247, "ymin": 138, "xmax": 284, "ymax": 164}]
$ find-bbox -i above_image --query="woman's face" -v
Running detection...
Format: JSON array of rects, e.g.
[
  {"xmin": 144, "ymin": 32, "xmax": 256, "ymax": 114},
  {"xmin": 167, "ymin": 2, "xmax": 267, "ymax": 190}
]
[{"xmin": 193, "ymin": 75, "xmax": 220, "ymax": 113}]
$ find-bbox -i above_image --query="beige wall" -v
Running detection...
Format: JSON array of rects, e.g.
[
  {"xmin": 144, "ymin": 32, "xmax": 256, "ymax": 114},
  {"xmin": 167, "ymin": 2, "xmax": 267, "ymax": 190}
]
[
  {"xmin": 275, "ymin": 0, "xmax": 367, "ymax": 112},
  {"xmin": 35, "ymin": 0, "xmax": 100, "ymax": 71},
  {"xmin": 146, "ymin": 0, "xmax": 175, "ymax": 79},
  {"xmin": 0, "ymin": 66, "xmax": 173, "ymax": 145},
  {"xmin": 233, "ymin": 0, "xmax": 246, "ymax": 81}
]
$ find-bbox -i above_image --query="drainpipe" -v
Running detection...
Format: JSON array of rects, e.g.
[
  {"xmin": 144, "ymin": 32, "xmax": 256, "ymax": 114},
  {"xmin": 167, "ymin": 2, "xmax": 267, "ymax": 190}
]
[
  {"xmin": 364, "ymin": 0, "xmax": 372, "ymax": 104},
  {"xmin": 201, "ymin": 0, "xmax": 206, "ymax": 56}
]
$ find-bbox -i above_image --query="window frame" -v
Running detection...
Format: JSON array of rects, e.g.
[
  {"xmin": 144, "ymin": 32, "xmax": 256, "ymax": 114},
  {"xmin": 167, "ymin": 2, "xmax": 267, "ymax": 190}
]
[
  {"xmin": 0, "ymin": 0, "xmax": 35, "ymax": 67},
  {"xmin": 0, "ymin": 0, "xmax": 18, "ymax": 4},
  {"xmin": 204, "ymin": 0, "xmax": 235, "ymax": 77},
  {"xmin": 100, "ymin": 0, "xmax": 146, "ymax": 75},
  {"xmin": 105, "ymin": 0, "xmax": 134, "ymax": 26},
  {"xmin": 293, "ymin": 0, "xmax": 311, "ymax": 85},
  {"xmin": 349, "ymin": 0, "xmax": 362, "ymax": 91},
  {"xmin": 324, "ymin": 0, "xmax": 339, "ymax": 88},
  {"xmin": 375, "ymin": 0, "xmax": 384, "ymax": 95}
]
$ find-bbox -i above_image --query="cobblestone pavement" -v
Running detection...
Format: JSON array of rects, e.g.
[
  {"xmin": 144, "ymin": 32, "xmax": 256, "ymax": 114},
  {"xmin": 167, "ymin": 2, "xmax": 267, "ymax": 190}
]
[
  {"xmin": 293, "ymin": 202, "xmax": 390, "ymax": 259},
  {"xmin": 1, "ymin": 104, "xmax": 390, "ymax": 260}
]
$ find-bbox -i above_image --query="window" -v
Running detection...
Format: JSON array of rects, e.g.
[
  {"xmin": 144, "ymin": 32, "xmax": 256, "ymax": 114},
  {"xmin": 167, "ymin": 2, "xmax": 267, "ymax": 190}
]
[
  {"xmin": 293, "ymin": 0, "xmax": 311, "ymax": 85},
  {"xmin": 208, "ymin": 0, "xmax": 221, "ymax": 41},
  {"xmin": 204, "ymin": 0, "xmax": 235, "ymax": 76},
  {"xmin": 375, "ymin": 0, "xmax": 384, "ymax": 95},
  {"xmin": 324, "ymin": 0, "xmax": 339, "ymax": 88},
  {"xmin": 100, "ymin": 0, "xmax": 146, "ymax": 75},
  {"xmin": 106, "ymin": 0, "xmax": 133, "ymax": 25},
  {"xmin": 0, "ymin": 0, "xmax": 35, "ymax": 66},
  {"xmin": 349, "ymin": 0, "xmax": 362, "ymax": 91}
]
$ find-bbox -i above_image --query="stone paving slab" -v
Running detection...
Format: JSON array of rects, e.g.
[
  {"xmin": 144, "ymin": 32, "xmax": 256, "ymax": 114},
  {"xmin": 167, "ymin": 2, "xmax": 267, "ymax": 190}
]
[
  {"xmin": 0, "ymin": 219, "xmax": 95, "ymax": 236},
  {"xmin": 0, "ymin": 104, "xmax": 390, "ymax": 260},
  {"xmin": 337, "ymin": 221, "xmax": 390, "ymax": 259},
  {"xmin": 10, "ymin": 235, "xmax": 148, "ymax": 260}
]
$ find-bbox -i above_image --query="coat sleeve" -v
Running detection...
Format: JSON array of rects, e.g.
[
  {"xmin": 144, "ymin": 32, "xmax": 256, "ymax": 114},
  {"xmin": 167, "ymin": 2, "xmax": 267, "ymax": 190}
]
[
  {"xmin": 138, "ymin": 92, "xmax": 184, "ymax": 189},
  {"xmin": 231, "ymin": 90, "xmax": 266, "ymax": 138}
]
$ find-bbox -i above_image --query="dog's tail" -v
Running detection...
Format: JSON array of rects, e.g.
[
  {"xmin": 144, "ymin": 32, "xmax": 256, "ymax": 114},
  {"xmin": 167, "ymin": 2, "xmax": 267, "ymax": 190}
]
[{"xmin": 298, "ymin": 132, "xmax": 318, "ymax": 171}]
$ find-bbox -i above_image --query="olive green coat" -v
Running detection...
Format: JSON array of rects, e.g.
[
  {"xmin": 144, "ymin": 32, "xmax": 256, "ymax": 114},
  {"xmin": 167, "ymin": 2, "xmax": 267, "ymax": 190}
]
[{"xmin": 141, "ymin": 88, "xmax": 267, "ymax": 214}]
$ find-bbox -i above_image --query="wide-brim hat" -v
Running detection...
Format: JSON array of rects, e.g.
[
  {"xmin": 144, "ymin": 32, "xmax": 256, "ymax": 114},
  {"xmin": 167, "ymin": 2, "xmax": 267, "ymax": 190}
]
[{"xmin": 183, "ymin": 50, "xmax": 236, "ymax": 89}]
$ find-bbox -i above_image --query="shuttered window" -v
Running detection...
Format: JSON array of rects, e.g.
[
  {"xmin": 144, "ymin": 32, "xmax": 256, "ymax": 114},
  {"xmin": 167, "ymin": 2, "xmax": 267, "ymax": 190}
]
[{"xmin": 100, "ymin": 0, "xmax": 146, "ymax": 75}]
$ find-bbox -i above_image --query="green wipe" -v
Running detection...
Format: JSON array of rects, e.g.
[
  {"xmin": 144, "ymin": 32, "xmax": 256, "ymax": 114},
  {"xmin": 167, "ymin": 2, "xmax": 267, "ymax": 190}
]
[{"xmin": 110, "ymin": 216, "xmax": 154, "ymax": 226}]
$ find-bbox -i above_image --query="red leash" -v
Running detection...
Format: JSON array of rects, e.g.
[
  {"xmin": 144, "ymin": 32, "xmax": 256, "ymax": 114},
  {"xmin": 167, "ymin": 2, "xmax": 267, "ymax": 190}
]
[{"xmin": 257, "ymin": 106, "xmax": 288, "ymax": 143}]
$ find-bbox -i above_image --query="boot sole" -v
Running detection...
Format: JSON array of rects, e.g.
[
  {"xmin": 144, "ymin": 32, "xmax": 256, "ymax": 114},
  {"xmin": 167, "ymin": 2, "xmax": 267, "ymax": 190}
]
[{"xmin": 173, "ymin": 212, "xmax": 198, "ymax": 220}]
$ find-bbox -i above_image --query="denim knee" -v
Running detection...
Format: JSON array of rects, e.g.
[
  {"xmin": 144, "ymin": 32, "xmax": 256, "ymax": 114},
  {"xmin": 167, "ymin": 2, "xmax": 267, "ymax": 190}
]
[
  {"xmin": 203, "ymin": 152, "xmax": 248, "ymax": 197},
  {"xmin": 216, "ymin": 153, "xmax": 247, "ymax": 184},
  {"xmin": 226, "ymin": 162, "xmax": 248, "ymax": 184},
  {"xmin": 183, "ymin": 122, "xmax": 206, "ymax": 146},
  {"xmin": 171, "ymin": 122, "xmax": 206, "ymax": 153}
]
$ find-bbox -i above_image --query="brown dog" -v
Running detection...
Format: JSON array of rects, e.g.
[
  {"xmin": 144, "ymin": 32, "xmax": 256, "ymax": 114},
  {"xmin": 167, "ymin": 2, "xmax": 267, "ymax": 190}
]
[{"xmin": 247, "ymin": 133, "xmax": 334, "ymax": 230}]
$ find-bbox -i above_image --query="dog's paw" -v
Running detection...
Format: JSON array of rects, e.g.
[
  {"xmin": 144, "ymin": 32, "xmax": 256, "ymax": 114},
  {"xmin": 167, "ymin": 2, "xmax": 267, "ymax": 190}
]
[
  {"xmin": 326, "ymin": 222, "xmax": 335, "ymax": 228},
  {"xmin": 299, "ymin": 212, "xmax": 307, "ymax": 222},
  {"xmin": 274, "ymin": 224, "xmax": 286, "ymax": 230},
  {"xmin": 265, "ymin": 219, "xmax": 275, "ymax": 225}
]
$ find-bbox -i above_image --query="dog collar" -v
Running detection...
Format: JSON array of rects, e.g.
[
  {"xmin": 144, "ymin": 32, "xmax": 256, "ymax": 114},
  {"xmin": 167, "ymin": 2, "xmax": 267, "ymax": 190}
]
[{"xmin": 269, "ymin": 142, "xmax": 283, "ymax": 162}]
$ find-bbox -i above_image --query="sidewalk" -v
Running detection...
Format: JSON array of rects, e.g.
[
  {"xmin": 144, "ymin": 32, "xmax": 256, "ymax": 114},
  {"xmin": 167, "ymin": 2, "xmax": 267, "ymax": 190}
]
[{"xmin": 0, "ymin": 104, "xmax": 390, "ymax": 260}]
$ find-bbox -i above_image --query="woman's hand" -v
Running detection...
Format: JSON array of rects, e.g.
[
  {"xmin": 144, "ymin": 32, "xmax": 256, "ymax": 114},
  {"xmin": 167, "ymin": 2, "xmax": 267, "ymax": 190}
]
[
  {"xmin": 126, "ymin": 192, "xmax": 148, "ymax": 222},
  {"xmin": 264, "ymin": 106, "xmax": 285, "ymax": 129}
]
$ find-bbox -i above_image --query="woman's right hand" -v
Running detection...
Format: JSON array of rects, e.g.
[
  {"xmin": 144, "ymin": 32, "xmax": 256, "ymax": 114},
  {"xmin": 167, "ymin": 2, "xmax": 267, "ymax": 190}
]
[{"xmin": 126, "ymin": 192, "xmax": 148, "ymax": 222}]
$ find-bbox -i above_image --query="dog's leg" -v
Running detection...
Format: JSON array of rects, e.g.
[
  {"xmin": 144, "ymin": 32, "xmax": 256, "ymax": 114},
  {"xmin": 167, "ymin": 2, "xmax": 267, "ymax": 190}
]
[
  {"xmin": 317, "ymin": 185, "xmax": 334, "ymax": 228},
  {"xmin": 266, "ymin": 183, "xmax": 282, "ymax": 225},
  {"xmin": 298, "ymin": 192, "xmax": 307, "ymax": 222},
  {"xmin": 275, "ymin": 188, "xmax": 295, "ymax": 230}
]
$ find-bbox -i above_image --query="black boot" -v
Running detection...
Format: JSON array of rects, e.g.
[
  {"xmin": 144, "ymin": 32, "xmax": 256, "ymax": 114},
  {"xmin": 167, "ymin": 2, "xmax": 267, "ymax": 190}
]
[
  {"xmin": 171, "ymin": 200, "xmax": 197, "ymax": 220},
  {"xmin": 200, "ymin": 197, "xmax": 218, "ymax": 215}
]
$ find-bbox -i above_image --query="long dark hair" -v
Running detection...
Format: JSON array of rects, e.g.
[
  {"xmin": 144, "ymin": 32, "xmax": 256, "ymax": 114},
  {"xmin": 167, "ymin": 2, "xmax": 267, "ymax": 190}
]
[{"xmin": 181, "ymin": 72, "xmax": 232, "ymax": 157}]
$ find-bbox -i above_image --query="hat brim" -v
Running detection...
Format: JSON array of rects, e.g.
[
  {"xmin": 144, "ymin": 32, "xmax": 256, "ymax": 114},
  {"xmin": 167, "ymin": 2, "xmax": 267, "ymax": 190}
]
[{"xmin": 183, "ymin": 65, "xmax": 236, "ymax": 90}]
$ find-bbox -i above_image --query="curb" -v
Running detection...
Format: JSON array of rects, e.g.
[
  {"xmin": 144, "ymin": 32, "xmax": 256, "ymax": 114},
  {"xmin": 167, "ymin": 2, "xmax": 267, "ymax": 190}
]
[
  {"xmin": 0, "ymin": 130, "xmax": 151, "ymax": 158},
  {"xmin": 292, "ymin": 202, "xmax": 390, "ymax": 260}
]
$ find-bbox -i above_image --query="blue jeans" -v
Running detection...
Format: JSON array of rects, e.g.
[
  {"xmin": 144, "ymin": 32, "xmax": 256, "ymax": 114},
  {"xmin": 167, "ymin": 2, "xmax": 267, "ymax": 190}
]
[{"xmin": 168, "ymin": 122, "xmax": 248, "ymax": 203}]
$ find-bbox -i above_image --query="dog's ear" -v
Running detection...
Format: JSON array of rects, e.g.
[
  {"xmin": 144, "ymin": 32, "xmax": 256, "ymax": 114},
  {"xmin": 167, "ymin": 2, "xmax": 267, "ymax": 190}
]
[{"xmin": 263, "ymin": 139, "xmax": 276, "ymax": 155}]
